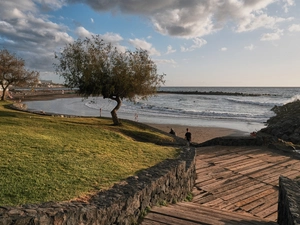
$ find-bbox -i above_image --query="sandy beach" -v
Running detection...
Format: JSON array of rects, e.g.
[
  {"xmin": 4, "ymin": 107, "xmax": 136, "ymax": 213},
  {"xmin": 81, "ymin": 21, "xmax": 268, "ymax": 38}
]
[
  {"xmin": 10, "ymin": 90, "xmax": 245, "ymax": 144},
  {"xmin": 146, "ymin": 123, "xmax": 242, "ymax": 144}
]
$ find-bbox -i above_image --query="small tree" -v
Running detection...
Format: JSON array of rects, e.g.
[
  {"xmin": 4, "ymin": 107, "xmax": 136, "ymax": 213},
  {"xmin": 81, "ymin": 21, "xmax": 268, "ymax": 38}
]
[
  {"xmin": 0, "ymin": 49, "xmax": 39, "ymax": 101},
  {"xmin": 54, "ymin": 36, "xmax": 165, "ymax": 125}
]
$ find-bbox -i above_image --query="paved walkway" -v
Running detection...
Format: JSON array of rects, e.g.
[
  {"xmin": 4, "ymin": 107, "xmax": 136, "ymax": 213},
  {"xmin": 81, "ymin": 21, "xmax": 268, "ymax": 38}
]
[{"xmin": 141, "ymin": 145, "xmax": 300, "ymax": 225}]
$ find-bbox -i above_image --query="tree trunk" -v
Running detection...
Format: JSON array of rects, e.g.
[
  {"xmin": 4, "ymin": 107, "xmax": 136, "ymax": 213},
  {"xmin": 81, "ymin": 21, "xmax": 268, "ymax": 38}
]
[
  {"xmin": 1, "ymin": 86, "xmax": 7, "ymax": 101},
  {"xmin": 110, "ymin": 96, "xmax": 122, "ymax": 125}
]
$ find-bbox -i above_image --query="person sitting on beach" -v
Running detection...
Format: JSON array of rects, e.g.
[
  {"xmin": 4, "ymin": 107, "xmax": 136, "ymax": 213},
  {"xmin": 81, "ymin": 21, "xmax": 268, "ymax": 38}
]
[
  {"xmin": 185, "ymin": 128, "xmax": 192, "ymax": 146},
  {"xmin": 169, "ymin": 128, "xmax": 176, "ymax": 136}
]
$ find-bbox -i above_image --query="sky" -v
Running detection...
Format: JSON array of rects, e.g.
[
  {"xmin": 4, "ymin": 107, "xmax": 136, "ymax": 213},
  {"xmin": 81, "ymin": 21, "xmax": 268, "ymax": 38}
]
[{"xmin": 0, "ymin": 0, "xmax": 299, "ymax": 87}]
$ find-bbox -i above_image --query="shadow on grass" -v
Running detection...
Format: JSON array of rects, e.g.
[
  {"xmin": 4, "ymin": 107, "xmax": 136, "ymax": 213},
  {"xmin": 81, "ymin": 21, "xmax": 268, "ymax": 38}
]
[{"xmin": 114, "ymin": 120, "xmax": 186, "ymax": 146}]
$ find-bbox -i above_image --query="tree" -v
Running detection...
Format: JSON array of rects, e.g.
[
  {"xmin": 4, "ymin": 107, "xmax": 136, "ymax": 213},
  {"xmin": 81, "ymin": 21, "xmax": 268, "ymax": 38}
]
[
  {"xmin": 0, "ymin": 49, "xmax": 39, "ymax": 101},
  {"xmin": 54, "ymin": 36, "xmax": 165, "ymax": 125}
]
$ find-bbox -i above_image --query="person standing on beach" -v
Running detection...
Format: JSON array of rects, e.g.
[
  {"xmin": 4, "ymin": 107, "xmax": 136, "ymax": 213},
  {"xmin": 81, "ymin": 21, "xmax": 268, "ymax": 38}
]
[{"xmin": 185, "ymin": 128, "xmax": 192, "ymax": 146}]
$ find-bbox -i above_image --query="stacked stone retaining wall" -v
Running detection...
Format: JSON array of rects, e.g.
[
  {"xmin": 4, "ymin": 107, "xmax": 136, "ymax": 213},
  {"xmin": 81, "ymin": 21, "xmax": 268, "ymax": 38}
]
[
  {"xmin": 278, "ymin": 176, "xmax": 300, "ymax": 225},
  {"xmin": 0, "ymin": 148, "xmax": 196, "ymax": 225}
]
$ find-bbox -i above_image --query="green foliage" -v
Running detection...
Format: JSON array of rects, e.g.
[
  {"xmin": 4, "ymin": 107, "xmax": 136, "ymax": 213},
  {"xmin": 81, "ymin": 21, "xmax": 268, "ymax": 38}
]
[
  {"xmin": 185, "ymin": 192, "xmax": 193, "ymax": 202},
  {"xmin": 54, "ymin": 36, "xmax": 165, "ymax": 100},
  {"xmin": 0, "ymin": 102, "xmax": 179, "ymax": 206},
  {"xmin": 139, "ymin": 206, "xmax": 151, "ymax": 220},
  {"xmin": 0, "ymin": 49, "xmax": 39, "ymax": 100},
  {"xmin": 157, "ymin": 200, "xmax": 167, "ymax": 207},
  {"xmin": 54, "ymin": 36, "xmax": 165, "ymax": 124}
]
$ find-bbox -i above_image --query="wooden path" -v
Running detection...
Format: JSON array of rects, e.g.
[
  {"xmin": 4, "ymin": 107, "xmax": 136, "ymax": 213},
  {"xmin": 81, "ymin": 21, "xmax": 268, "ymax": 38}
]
[{"xmin": 141, "ymin": 146, "xmax": 300, "ymax": 225}]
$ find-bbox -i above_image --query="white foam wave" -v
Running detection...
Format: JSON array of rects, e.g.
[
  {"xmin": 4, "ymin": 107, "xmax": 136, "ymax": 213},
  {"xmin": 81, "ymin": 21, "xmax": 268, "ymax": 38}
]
[
  {"xmin": 225, "ymin": 97, "xmax": 282, "ymax": 107},
  {"xmin": 285, "ymin": 95, "xmax": 300, "ymax": 104}
]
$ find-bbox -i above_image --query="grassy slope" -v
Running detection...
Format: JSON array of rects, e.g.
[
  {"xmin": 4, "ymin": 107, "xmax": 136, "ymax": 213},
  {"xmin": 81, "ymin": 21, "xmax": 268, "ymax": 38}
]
[{"xmin": 0, "ymin": 102, "xmax": 179, "ymax": 206}]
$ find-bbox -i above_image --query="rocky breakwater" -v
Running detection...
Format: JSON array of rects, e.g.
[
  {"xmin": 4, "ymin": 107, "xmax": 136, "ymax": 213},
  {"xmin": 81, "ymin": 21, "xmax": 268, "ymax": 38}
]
[{"xmin": 257, "ymin": 100, "xmax": 300, "ymax": 153}]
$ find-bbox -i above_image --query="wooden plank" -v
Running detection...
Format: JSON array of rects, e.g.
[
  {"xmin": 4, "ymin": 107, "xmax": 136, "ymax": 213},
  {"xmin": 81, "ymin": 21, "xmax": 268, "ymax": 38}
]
[
  {"xmin": 253, "ymin": 168, "xmax": 290, "ymax": 183},
  {"xmin": 176, "ymin": 202, "xmax": 277, "ymax": 224},
  {"xmin": 255, "ymin": 203, "xmax": 278, "ymax": 219},
  {"xmin": 200, "ymin": 175, "xmax": 246, "ymax": 192},
  {"xmin": 247, "ymin": 164, "xmax": 287, "ymax": 179},
  {"xmin": 273, "ymin": 158, "xmax": 299, "ymax": 167},
  {"xmin": 235, "ymin": 188, "xmax": 277, "ymax": 208},
  {"xmin": 195, "ymin": 173, "xmax": 242, "ymax": 188},
  {"xmin": 209, "ymin": 176, "xmax": 254, "ymax": 195},
  {"xmin": 212, "ymin": 155, "xmax": 249, "ymax": 166},
  {"xmin": 236, "ymin": 163, "xmax": 273, "ymax": 175},
  {"xmin": 196, "ymin": 164, "xmax": 227, "ymax": 175},
  {"xmin": 195, "ymin": 160, "xmax": 213, "ymax": 170},
  {"xmin": 147, "ymin": 205, "xmax": 234, "ymax": 225},
  {"xmin": 287, "ymin": 160, "xmax": 300, "ymax": 170},
  {"xmin": 221, "ymin": 183, "xmax": 266, "ymax": 201},
  {"xmin": 262, "ymin": 169, "xmax": 299, "ymax": 185},
  {"xmin": 219, "ymin": 157, "xmax": 259, "ymax": 170},
  {"xmin": 219, "ymin": 185, "xmax": 272, "ymax": 211},
  {"xmin": 241, "ymin": 191, "xmax": 278, "ymax": 212},
  {"xmin": 142, "ymin": 146, "xmax": 298, "ymax": 224},
  {"xmin": 192, "ymin": 192, "xmax": 216, "ymax": 204},
  {"xmin": 192, "ymin": 190, "xmax": 213, "ymax": 202},
  {"xmin": 264, "ymin": 212, "xmax": 278, "ymax": 222},
  {"xmin": 225, "ymin": 159, "xmax": 266, "ymax": 171},
  {"xmin": 250, "ymin": 196, "xmax": 278, "ymax": 215},
  {"xmin": 213, "ymin": 179, "xmax": 260, "ymax": 198},
  {"xmin": 202, "ymin": 197, "xmax": 225, "ymax": 207},
  {"xmin": 251, "ymin": 154, "xmax": 287, "ymax": 163}
]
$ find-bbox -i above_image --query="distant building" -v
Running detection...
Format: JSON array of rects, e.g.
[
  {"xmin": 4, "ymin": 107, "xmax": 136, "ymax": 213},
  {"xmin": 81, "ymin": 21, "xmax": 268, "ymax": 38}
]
[{"xmin": 39, "ymin": 80, "xmax": 53, "ymax": 85}]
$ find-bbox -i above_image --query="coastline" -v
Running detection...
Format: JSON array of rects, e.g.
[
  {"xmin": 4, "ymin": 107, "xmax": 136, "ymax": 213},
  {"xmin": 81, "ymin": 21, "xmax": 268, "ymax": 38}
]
[
  {"xmin": 146, "ymin": 123, "xmax": 244, "ymax": 144},
  {"xmin": 11, "ymin": 90, "xmax": 248, "ymax": 143},
  {"xmin": 11, "ymin": 89, "xmax": 79, "ymax": 102}
]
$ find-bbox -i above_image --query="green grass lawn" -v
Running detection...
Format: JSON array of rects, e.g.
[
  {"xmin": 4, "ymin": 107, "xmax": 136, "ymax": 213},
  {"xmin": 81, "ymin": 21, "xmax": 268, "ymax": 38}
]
[{"xmin": 0, "ymin": 101, "xmax": 180, "ymax": 206}]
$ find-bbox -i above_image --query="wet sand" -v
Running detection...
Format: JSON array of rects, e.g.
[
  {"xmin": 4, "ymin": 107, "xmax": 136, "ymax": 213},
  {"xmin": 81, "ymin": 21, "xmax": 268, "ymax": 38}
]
[{"xmin": 146, "ymin": 123, "xmax": 245, "ymax": 144}]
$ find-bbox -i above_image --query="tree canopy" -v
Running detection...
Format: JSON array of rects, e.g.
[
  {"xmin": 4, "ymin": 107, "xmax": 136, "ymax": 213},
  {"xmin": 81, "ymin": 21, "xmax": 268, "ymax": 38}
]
[
  {"xmin": 0, "ymin": 49, "xmax": 39, "ymax": 101},
  {"xmin": 54, "ymin": 36, "xmax": 165, "ymax": 125}
]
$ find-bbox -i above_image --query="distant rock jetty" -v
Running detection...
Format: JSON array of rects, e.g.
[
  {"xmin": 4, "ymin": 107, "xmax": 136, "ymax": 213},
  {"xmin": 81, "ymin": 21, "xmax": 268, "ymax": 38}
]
[{"xmin": 158, "ymin": 90, "xmax": 272, "ymax": 97}]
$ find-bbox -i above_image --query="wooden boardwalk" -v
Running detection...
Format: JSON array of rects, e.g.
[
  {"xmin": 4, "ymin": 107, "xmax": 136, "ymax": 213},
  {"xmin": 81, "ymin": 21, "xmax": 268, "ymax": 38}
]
[{"xmin": 141, "ymin": 146, "xmax": 300, "ymax": 225}]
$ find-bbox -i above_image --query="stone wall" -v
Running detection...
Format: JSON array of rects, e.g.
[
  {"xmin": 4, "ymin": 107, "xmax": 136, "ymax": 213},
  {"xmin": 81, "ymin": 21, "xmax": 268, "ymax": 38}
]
[
  {"xmin": 278, "ymin": 176, "xmax": 300, "ymax": 225},
  {"xmin": 0, "ymin": 148, "xmax": 196, "ymax": 225}
]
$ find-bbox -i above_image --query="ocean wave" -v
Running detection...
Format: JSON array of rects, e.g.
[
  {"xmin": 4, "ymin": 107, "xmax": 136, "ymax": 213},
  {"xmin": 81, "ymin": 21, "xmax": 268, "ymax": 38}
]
[
  {"xmin": 225, "ymin": 97, "xmax": 283, "ymax": 107},
  {"xmin": 285, "ymin": 95, "xmax": 300, "ymax": 104},
  {"xmin": 82, "ymin": 96, "xmax": 273, "ymax": 123},
  {"xmin": 120, "ymin": 103, "xmax": 271, "ymax": 122}
]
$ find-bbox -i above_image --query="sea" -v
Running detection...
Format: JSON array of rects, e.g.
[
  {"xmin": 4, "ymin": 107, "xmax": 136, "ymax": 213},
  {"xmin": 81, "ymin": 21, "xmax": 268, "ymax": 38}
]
[{"xmin": 23, "ymin": 87, "xmax": 300, "ymax": 134}]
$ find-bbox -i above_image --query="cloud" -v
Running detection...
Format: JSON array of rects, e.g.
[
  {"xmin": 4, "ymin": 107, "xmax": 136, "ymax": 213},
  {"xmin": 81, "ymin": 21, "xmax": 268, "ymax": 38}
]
[
  {"xmin": 235, "ymin": 13, "xmax": 293, "ymax": 33},
  {"xmin": 260, "ymin": 29, "xmax": 284, "ymax": 41},
  {"xmin": 244, "ymin": 44, "xmax": 255, "ymax": 51},
  {"xmin": 128, "ymin": 38, "xmax": 160, "ymax": 56},
  {"xmin": 282, "ymin": 0, "xmax": 295, "ymax": 13},
  {"xmin": 288, "ymin": 24, "xmax": 300, "ymax": 32},
  {"xmin": 69, "ymin": 0, "xmax": 295, "ymax": 38},
  {"xmin": 75, "ymin": 26, "xmax": 93, "ymax": 38},
  {"xmin": 75, "ymin": 26, "xmax": 126, "ymax": 52},
  {"xmin": 221, "ymin": 47, "xmax": 227, "ymax": 51},
  {"xmin": 0, "ymin": 0, "xmax": 298, "ymax": 83},
  {"xmin": 181, "ymin": 38, "xmax": 207, "ymax": 52},
  {"xmin": 154, "ymin": 59, "xmax": 176, "ymax": 65},
  {"xmin": 0, "ymin": 0, "xmax": 72, "ymax": 73},
  {"xmin": 166, "ymin": 45, "xmax": 176, "ymax": 55}
]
